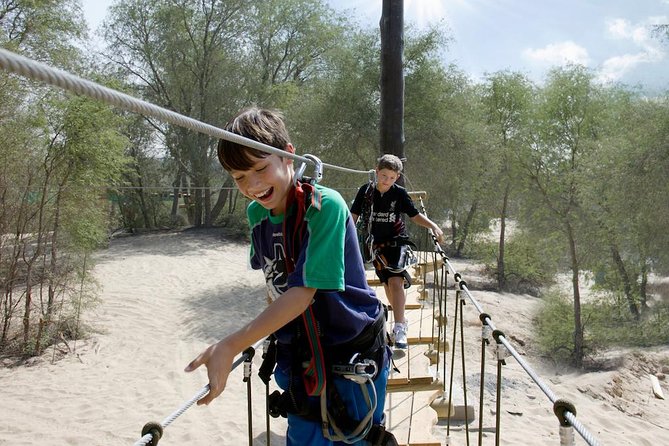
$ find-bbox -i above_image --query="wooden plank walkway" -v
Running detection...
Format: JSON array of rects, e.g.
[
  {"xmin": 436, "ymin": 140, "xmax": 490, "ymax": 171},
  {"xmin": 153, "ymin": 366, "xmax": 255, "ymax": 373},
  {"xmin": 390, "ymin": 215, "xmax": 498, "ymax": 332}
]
[{"xmin": 366, "ymin": 256, "xmax": 447, "ymax": 446}]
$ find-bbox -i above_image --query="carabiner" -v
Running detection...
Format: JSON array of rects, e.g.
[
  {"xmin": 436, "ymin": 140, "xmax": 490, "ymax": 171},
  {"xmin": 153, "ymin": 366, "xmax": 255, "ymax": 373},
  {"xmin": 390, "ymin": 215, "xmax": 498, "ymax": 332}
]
[
  {"xmin": 293, "ymin": 154, "xmax": 323, "ymax": 185},
  {"xmin": 304, "ymin": 154, "xmax": 323, "ymax": 184}
]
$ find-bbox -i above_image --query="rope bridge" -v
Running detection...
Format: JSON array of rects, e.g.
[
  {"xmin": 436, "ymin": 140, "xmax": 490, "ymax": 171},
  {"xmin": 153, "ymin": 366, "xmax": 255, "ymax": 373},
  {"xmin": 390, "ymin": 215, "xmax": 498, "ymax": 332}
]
[{"xmin": 0, "ymin": 48, "xmax": 601, "ymax": 446}]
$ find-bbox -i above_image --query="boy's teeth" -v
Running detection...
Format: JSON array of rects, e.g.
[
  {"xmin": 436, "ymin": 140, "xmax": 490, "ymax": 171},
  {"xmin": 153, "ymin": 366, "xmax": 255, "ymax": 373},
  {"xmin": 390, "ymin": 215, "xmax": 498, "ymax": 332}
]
[{"xmin": 256, "ymin": 189, "xmax": 271, "ymax": 199}]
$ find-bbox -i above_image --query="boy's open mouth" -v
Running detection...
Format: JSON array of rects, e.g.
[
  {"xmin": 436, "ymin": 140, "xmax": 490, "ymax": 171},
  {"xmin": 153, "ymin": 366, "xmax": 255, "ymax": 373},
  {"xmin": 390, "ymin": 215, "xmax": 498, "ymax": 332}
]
[{"xmin": 255, "ymin": 187, "xmax": 273, "ymax": 201}]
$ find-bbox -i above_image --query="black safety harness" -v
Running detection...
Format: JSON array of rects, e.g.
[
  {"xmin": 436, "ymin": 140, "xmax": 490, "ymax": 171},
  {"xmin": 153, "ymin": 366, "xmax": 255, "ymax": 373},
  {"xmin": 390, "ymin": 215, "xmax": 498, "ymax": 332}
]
[{"xmin": 357, "ymin": 178, "xmax": 376, "ymax": 264}]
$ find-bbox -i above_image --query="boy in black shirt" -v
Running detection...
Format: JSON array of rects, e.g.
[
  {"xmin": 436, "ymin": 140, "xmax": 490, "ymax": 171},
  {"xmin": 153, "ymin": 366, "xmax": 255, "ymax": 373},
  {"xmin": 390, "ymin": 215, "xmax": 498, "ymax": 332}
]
[{"xmin": 351, "ymin": 155, "xmax": 443, "ymax": 349}]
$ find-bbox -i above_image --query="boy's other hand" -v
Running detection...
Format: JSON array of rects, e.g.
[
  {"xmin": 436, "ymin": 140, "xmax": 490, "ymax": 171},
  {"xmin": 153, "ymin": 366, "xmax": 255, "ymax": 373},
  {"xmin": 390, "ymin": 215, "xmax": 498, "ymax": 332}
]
[{"xmin": 433, "ymin": 226, "xmax": 444, "ymax": 244}]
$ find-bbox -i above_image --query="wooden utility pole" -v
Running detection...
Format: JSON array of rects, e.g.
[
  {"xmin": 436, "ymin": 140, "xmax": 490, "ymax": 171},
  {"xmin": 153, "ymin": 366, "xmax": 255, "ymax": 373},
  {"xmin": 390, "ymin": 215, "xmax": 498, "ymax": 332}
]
[{"xmin": 379, "ymin": 0, "xmax": 405, "ymax": 182}]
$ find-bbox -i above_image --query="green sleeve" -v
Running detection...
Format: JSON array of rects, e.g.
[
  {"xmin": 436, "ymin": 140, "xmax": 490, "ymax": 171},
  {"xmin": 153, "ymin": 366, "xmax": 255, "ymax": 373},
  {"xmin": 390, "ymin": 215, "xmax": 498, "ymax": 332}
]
[{"xmin": 302, "ymin": 187, "xmax": 348, "ymax": 290}]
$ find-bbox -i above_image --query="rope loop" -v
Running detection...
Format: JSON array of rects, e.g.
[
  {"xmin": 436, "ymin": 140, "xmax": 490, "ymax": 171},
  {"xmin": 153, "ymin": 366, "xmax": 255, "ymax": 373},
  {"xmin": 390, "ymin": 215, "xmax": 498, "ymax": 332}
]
[
  {"xmin": 553, "ymin": 398, "xmax": 577, "ymax": 427},
  {"xmin": 479, "ymin": 313, "xmax": 491, "ymax": 325},
  {"xmin": 492, "ymin": 329, "xmax": 505, "ymax": 343}
]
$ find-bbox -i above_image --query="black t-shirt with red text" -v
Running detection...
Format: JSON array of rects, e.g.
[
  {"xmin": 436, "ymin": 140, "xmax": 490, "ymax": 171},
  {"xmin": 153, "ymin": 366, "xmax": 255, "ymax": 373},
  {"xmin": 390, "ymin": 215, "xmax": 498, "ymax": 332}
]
[{"xmin": 351, "ymin": 183, "xmax": 419, "ymax": 244}]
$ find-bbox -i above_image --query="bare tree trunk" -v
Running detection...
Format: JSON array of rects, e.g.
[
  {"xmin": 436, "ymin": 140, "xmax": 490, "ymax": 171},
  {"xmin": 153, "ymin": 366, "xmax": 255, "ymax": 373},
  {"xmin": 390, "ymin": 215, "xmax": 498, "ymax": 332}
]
[
  {"xmin": 610, "ymin": 245, "xmax": 640, "ymax": 319},
  {"xmin": 209, "ymin": 177, "xmax": 234, "ymax": 225},
  {"xmin": 449, "ymin": 213, "xmax": 457, "ymax": 253},
  {"xmin": 456, "ymin": 201, "xmax": 477, "ymax": 257},
  {"xmin": 567, "ymin": 223, "xmax": 584, "ymax": 368},
  {"xmin": 229, "ymin": 189, "xmax": 239, "ymax": 215},
  {"xmin": 497, "ymin": 184, "xmax": 510, "ymax": 290},
  {"xmin": 170, "ymin": 171, "xmax": 184, "ymax": 224},
  {"xmin": 193, "ymin": 187, "xmax": 203, "ymax": 227},
  {"xmin": 203, "ymin": 186, "xmax": 212, "ymax": 227},
  {"xmin": 639, "ymin": 261, "xmax": 648, "ymax": 310}
]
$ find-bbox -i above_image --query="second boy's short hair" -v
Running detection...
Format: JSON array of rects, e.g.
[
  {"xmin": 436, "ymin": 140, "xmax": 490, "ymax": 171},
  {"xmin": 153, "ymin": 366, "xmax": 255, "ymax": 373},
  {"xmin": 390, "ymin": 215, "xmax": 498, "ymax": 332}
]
[
  {"xmin": 377, "ymin": 154, "xmax": 403, "ymax": 173},
  {"xmin": 217, "ymin": 107, "xmax": 291, "ymax": 172}
]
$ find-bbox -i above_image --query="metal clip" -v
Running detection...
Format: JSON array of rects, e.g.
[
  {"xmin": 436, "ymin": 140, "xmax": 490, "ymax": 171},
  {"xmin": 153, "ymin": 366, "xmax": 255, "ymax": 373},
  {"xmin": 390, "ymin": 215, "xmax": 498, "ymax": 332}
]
[
  {"xmin": 496, "ymin": 343, "xmax": 510, "ymax": 362},
  {"xmin": 332, "ymin": 353, "xmax": 378, "ymax": 384},
  {"xmin": 482, "ymin": 324, "xmax": 493, "ymax": 344},
  {"xmin": 243, "ymin": 360, "xmax": 252, "ymax": 382},
  {"xmin": 368, "ymin": 169, "xmax": 377, "ymax": 185},
  {"xmin": 294, "ymin": 154, "xmax": 323, "ymax": 185}
]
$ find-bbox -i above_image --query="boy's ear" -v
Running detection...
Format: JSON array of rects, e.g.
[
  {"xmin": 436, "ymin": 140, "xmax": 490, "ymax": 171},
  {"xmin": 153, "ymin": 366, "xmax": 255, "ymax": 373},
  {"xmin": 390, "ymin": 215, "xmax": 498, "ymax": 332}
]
[{"xmin": 285, "ymin": 143, "xmax": 295, "ymax": 164}]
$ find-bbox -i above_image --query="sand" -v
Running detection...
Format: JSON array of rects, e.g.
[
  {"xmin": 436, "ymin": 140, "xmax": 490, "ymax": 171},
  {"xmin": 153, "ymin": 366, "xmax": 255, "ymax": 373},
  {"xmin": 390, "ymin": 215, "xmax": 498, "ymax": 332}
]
[{"xmin": 1, "ymin": 229, "xmax": 668, "ymax": 445}]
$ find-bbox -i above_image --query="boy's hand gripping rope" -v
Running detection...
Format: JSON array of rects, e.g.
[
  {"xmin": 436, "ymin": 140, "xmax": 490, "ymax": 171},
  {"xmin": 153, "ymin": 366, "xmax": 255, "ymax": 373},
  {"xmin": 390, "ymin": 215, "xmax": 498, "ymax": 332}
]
[{"xmin": 132, "ymin": 339, "xmax": 263, "ymax": 446}]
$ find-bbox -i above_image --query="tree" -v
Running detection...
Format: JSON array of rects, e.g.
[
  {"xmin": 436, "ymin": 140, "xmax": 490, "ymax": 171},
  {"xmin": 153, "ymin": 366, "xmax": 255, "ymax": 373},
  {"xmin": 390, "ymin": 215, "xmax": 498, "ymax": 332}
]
[
  {"xmin": 0, "ymin": 0, "xmax": 129, "ymax": 355},
  {"xmin": 244, "ymin": 0, "xmax": 345, "ymax": 106},
  {"xmin": 288, "ymin": 27, "xmax": 381, "ymax": 190},
  {"xmin": 103, "ymin": 0, "xmax": 248, "ymax": 227},
  {"xmin": 582, "ymin": 87, "xmax": 669, "ymax": 317},
  {"xmin": 103, "ymin": 0, "xmax": 347, "ymax": 227},
  {"xmin": 481, "ymin": 71, "xmax": 534, "ymax": 289},
  {"xmin": 519, "ymin": 65, "xmax": 605, "ymax": 367}
]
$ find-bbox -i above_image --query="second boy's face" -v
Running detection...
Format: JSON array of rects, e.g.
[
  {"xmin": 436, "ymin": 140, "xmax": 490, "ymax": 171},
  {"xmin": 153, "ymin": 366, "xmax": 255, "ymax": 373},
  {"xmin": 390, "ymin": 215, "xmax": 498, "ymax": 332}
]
[
  {"xmin": 376, "ymin": 168, "xmax": 399, "ymax": 193},
  {"xmin": 229, "ymin": 146, "xmax": 294, "ymax": 215}
]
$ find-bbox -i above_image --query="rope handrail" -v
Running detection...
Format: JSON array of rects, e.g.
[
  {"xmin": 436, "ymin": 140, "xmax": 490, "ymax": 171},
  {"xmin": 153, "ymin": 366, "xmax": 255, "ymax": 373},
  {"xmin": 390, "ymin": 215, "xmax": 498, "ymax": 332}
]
[
  {"xmin": 133, "ymin": 339, "xmax": 264, "ymax": 446},
  {"xmin": 415, "ymin": 197, "xmax": 601, "ymax": 446},
  {"xmin": 449, "ymin": 261, "xmax": 601, "ymax": 446},
  {"xmin": 0, "ymin": 48, "xmax": 372, "ymax": 179}
]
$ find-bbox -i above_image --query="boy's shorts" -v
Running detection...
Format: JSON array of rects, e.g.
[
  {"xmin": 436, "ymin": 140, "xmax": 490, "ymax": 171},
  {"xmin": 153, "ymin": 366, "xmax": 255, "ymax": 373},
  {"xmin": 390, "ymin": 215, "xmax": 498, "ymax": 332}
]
[{"xmin": 372, "ymin": 242, "xmax": 416, "ymax": 289}]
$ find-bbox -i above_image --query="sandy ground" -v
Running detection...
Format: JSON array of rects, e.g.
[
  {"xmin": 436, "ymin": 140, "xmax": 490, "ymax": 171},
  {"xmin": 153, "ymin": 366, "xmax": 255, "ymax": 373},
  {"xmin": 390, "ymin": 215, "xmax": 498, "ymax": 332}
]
[{"xmin": 1, "ymin": 229, "xmax": 668, "ymax": 445}]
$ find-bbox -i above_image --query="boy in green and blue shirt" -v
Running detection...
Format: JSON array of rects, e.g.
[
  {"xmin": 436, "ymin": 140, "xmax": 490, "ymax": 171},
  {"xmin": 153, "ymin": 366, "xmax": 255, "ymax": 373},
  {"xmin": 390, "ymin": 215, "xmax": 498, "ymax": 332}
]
[{"xmin": 186, "ymin": 107, "xmax": 392, "ymax": 446}]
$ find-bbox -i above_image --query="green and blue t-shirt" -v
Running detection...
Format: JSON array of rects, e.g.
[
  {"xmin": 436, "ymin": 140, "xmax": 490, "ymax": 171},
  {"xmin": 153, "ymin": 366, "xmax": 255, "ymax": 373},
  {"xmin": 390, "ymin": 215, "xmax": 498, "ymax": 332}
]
[{"xmin": 247, "ymin": 184, "xmax": 381, "ymax": 348}]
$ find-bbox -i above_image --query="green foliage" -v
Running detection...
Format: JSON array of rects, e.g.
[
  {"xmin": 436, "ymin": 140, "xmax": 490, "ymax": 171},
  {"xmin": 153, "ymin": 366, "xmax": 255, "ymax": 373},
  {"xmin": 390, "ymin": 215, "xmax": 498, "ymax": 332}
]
[
  {"xmin": 535, "ymin": 292, "xmax": 576, "ymax": 364},
  {"xmin": 536, "ymin": 291, "xmax": 669, "ymax": 365},
  {"xmin": 470, "ymin": 229, "xmax": 559, "ymax": 294}
]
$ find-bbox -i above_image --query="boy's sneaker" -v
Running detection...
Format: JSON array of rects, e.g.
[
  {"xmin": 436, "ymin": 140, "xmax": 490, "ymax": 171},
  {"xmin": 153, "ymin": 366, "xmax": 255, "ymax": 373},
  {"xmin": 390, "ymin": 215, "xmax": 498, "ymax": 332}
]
[{"xmin": 392, "ymin": 321, "xmax": 408, "ymax": 350}]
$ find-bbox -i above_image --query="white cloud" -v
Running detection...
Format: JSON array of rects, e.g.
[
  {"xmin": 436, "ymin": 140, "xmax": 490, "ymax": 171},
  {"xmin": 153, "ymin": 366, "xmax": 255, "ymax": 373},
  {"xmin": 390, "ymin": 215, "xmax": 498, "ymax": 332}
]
[
  {"xmin": 522, "ymin": 41, "xmax": 591, "ymax": 66},
  {"xmin": 598, "ymin": 16, "xmax": 667, "ymax": 83},
  {"xmin": 607, "ymin": 18, "xmax": 631, "ymax": 39},
  {"xmin": 598, "ymin": 53, "xmax": 651, "ymax": 83}
]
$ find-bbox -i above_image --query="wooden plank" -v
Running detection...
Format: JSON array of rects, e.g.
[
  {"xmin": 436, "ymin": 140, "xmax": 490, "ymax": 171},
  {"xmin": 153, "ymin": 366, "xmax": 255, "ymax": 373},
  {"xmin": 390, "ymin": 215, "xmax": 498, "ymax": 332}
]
[
  {"xmin": 412, "ymin": 258, "xmax": 444, "ymax": 276},
  {"xmin": 386, "ymin": 310, "xmax": 445, "ymax": 393},
  {"xmin": 369, "ymin": 288, "xmax": 446, "ymax": 349},
  {"xmin": 384, "ymin": 390, "xmax": 443, "ymax": 446},
  {"xmin": 372, "ymin": 285, "xmax": 424, "ymax": 311},
  {"xmin": 408, "ymin": 190, "xmax": 428, "ymax": 201}
]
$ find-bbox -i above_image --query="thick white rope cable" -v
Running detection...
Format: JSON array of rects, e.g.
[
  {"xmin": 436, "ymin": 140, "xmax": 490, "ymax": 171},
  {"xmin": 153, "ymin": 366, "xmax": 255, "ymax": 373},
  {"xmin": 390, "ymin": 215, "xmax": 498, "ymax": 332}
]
[
  {"xmin": 133, "ymin": 339, "xmax": 264, "ymax": 446},
  {"xmin": 133, "ymin": 385, "xmax": 210, "ymax": 446},
  {"xmin": 416, "ymin": 197, "xmax": 600, "ymax": 446},
  {"xmin": 0, "ymin": 48, "xmax": 371, "ymax": 177}
]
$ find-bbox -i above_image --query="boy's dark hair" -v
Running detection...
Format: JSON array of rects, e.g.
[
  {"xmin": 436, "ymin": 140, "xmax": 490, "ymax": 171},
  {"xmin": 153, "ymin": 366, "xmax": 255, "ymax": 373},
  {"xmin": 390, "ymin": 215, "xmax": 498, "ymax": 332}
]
[
  {"xmin": 217, "ymin": 107, "xmax": 291, "ymax": 172},
  {"xmin": 376, "ymin": 154, "xmax": 403, "ymax": 173}
]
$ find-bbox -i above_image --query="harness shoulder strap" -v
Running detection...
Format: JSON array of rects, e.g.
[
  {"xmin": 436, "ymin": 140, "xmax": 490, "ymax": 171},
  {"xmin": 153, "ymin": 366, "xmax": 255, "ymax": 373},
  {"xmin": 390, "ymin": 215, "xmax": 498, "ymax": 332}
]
[{"xmin": 282, "ymin": 181, "xmax": 327, "ymax": 397}]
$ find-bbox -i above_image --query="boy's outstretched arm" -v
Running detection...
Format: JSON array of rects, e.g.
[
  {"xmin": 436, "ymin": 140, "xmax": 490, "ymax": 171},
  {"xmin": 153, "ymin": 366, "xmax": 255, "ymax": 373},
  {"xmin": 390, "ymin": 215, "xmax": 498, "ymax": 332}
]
[
  {"xmin": 185, "ymin": 286, "xmax": 316, "ymax": 405},
  {"xmin": 410, "ymin": 213, "xmax": 444, "ymax": 243}
]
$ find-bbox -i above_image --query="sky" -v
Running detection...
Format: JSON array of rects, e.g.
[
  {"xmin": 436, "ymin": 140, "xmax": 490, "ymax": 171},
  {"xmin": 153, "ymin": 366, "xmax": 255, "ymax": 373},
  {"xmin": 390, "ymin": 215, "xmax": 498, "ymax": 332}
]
[{"xmin": 80, "ymin": 0, "xmax": 669, "ymax": 92}]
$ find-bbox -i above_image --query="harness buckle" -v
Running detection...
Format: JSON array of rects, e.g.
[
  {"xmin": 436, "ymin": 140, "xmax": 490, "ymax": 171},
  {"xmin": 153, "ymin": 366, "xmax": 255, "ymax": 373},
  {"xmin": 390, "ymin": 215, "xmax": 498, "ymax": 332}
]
[{"xmin": 332, "ymin": 353, "xmax": 378, "ymax": 384}]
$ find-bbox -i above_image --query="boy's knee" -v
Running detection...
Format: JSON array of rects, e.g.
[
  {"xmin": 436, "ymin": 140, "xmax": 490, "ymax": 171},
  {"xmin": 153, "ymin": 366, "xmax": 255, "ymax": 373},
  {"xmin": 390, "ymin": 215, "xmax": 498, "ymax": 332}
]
[{"xmin": 388, "ymin": 276, "xmax": 403, "ymax": 286}]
